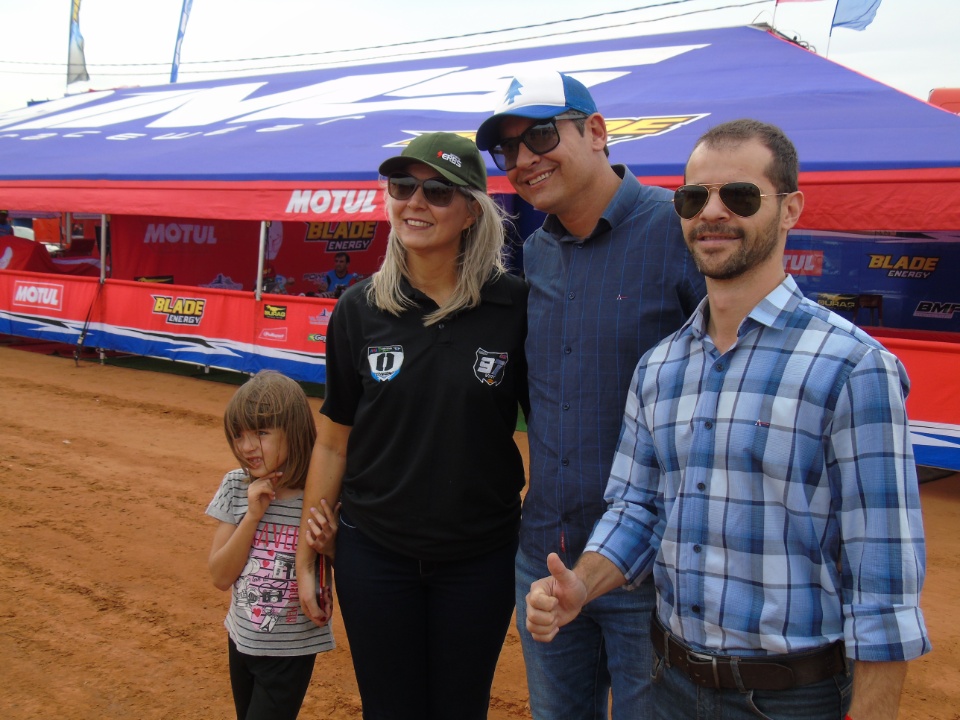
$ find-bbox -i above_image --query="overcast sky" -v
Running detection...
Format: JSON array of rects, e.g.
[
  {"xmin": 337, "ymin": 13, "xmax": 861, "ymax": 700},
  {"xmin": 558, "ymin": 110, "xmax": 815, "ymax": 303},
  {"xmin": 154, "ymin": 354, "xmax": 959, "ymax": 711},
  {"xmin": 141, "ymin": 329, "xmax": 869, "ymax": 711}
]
[{"xmin": 1, "ymin": 0, "xmax": 958, "ymax": 114}]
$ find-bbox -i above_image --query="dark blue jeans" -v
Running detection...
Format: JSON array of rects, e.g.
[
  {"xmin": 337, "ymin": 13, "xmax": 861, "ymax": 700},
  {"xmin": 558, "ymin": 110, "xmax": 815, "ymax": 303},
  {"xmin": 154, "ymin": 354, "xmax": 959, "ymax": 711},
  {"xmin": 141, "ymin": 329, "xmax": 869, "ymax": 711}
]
[
  {"xmin": 333, "ymin": 511, "xmax": 518, "ymax": 720},
  {"xmin": 515, "ymin": 547, "xmax": 657, "ymax": 720}
]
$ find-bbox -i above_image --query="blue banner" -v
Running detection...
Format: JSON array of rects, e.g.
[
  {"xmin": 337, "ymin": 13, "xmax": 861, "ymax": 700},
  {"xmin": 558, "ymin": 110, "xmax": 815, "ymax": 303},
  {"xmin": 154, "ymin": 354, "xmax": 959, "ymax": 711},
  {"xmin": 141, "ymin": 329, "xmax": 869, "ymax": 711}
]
[
  {"xmin": 171, "ymin": 0, "xmax": 194, "ymax": 83},
  {"xmin": 832, "ymin": 0, "xmax": 883, "ymax": 31},
  {"xmin": 67, "ymin": 0, "xmax": 89, "ymax": 84}
]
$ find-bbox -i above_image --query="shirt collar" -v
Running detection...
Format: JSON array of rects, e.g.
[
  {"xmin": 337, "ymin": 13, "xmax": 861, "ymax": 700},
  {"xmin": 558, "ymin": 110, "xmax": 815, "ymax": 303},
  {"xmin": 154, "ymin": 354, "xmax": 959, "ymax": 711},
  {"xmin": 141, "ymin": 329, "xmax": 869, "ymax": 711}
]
[
  {"xmin": 687, "ymin": 274, "xmax": 804, "ymax": 341},
  {"xmin": 543, "ymin": 164, "xmax": 634, "ymax": 242},
  {"xmin": 399, "ymin": 271, "xmax": 516, "ymax": 308}
]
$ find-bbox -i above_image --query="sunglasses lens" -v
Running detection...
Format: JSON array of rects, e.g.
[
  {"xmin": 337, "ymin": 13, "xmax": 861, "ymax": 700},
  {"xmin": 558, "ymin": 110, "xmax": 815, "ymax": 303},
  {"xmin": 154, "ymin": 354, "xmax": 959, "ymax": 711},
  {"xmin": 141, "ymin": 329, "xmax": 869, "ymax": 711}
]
[
  {"xmin": 387, "ymin": 174, "xmax": 418, "ymax": 201},
  {"xmin": 421, "ymin": 179, "xmax": 457, "ymax": 207},
  {"xmin": 674, "ymin": 185, "xmax": 709, "ymax": 220},
  {"xmin": 524, "ymin": 122, "xmax": 562, "ymax": 154},
  {"xmin": 719, "ymin": 182, "xmax": 763, "ymax": 217}
]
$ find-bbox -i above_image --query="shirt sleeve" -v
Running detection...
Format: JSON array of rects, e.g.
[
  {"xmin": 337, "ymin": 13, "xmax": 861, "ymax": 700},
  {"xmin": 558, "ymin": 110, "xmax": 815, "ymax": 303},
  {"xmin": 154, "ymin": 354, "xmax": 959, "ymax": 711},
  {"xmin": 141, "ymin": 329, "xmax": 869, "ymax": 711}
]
[
  {"xmin": 319, "ymin": 291, "xmax": 362, "ymax": 426},
  {"xmin": 830, "ymin": 346, "xmax": 930, "ymax": 661},
  {"xmin": 585, "ymin": 364, "xmax": 664, "ymax": 588},
  {"xmin": 205, "ymin": 471, "xmax": 242, "ymax": 525}
]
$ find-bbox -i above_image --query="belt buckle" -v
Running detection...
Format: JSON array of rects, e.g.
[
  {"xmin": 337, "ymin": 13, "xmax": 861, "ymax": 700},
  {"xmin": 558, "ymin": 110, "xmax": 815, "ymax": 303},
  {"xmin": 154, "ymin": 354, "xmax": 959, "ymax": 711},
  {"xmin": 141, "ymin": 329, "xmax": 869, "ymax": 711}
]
[{"xmin": 686, "ymin": 650, "xmax": 722, "ymax": 689}]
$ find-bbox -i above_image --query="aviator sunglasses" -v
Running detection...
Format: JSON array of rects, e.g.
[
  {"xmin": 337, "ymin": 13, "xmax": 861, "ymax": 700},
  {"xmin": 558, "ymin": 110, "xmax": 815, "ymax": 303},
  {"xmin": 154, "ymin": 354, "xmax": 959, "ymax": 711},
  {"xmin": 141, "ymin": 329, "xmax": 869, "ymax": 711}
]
[
  {"xmin": 673, "ymin": 182, "xmax": 790, "ymax": 220},
  {"xmin": 386, "ymin": 173, "xmax": 464, "ymax": 207},
  {"xmin": 490, "ymin": 112, "xmax": 584, "ymax": 171}
]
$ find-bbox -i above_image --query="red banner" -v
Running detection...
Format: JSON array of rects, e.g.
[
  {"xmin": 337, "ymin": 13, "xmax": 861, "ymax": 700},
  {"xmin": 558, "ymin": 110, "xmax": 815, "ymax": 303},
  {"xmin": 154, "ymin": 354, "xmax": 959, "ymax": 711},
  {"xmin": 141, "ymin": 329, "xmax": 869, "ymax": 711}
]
[{"xmin": 111, "ymin": 215, "xmax": 390, "ymax": 295}]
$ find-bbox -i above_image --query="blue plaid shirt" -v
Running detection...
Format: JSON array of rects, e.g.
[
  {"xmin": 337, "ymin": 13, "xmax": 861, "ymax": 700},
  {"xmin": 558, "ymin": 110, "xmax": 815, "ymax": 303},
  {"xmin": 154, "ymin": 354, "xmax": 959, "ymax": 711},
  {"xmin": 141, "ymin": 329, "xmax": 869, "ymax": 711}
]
[
  {"xmin": 587, "ymin": 275, "xmax": 930, "ymax": 662},
  {"xmin": 522, "ymin": 166, "xmax": 705, "ymax": 565}
]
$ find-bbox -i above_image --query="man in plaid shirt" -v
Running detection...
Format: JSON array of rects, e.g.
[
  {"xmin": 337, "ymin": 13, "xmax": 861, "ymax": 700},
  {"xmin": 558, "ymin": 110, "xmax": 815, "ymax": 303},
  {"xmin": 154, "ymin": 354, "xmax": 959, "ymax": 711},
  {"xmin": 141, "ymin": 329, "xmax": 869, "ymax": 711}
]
[{"xmin": 525, "ymin": 119, "xmax": 930, "ymax": 720}]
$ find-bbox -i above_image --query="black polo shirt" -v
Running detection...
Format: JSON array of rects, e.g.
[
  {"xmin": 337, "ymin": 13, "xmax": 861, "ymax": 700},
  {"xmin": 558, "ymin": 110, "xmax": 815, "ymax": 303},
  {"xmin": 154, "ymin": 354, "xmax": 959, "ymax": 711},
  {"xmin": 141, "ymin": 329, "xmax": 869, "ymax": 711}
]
[{"xmin": 321, "ymin": 273, "xmax": 529, "ymax": 561}]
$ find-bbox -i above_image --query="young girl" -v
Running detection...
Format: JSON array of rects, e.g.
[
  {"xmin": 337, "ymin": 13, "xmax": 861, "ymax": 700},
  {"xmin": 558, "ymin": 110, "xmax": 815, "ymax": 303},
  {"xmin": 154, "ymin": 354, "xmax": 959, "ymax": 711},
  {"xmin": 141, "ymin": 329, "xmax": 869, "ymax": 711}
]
[{"xmin": 207, "ymin": 370, "xmax": 333, "ymax": 720}]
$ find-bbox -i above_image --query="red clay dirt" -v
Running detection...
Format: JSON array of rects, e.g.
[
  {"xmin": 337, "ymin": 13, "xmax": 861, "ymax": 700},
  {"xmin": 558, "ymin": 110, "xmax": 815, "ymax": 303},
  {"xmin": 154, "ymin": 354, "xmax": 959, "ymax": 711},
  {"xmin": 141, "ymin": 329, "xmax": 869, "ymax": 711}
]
[{"xmin": 1, "ymin": 345, "xmax": 958, "ymax": 719}]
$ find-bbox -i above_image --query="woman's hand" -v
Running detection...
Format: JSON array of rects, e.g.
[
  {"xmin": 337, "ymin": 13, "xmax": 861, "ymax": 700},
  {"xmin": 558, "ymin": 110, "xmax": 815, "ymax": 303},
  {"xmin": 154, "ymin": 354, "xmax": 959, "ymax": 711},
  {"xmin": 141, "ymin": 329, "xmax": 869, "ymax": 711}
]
[{"xmin": 304, "ymin": 499, "xmax": 341, "ymax": 559}]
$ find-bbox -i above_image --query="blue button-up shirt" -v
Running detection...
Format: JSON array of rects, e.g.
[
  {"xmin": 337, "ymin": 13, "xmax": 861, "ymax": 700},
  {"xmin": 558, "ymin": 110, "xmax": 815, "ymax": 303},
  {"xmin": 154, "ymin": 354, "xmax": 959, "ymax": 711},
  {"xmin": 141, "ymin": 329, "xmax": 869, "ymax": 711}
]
[
  {"xmin": 588, "ymin": 275, "xmax": 930, "ymax": 662},
  {"xmin": 522, "ymin": 165, "xmax": 705, "ymax": 565}
]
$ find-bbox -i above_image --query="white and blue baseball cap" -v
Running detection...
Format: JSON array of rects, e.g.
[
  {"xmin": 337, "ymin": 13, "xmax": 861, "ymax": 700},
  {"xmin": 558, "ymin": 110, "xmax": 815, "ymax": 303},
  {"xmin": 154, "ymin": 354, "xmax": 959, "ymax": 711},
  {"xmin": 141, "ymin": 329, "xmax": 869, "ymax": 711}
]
[{"xmin": 475, "ymin": 72, "xmax": 599, "ymax": 151}]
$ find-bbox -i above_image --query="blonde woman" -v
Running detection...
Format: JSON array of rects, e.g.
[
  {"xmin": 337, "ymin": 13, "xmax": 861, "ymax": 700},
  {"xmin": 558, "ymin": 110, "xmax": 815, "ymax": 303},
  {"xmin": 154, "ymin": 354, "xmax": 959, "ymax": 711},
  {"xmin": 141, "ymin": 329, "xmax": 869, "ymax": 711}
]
[{"xmin": 296, "ymin": 133, "xmax": 528, "ymax": 720}]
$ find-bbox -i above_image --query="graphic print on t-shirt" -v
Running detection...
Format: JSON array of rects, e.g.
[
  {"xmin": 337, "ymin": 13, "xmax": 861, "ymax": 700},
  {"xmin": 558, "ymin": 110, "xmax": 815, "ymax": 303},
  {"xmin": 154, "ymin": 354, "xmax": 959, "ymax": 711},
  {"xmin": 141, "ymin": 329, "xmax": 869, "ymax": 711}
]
[
  {"xmin": 367, "ymin": 345, "xmax": 404, "ymax": 382},
  {"xmin": 233, "ymin": 523, "xmax": 301, "ymax": 632},
  {"xmin": 474, "ymin": 349, "xmax": 509, "ymax": 386}
]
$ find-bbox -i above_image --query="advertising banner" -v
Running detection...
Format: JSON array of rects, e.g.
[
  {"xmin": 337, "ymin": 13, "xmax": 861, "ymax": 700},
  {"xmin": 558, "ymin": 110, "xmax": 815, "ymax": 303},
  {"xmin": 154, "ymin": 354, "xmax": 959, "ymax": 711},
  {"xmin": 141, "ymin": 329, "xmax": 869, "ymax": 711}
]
[
  {"xmin": 0, "ymin": 271, "xmax": 333, "ymax": 384},
  {"xmin": 111, "ymin": 215, "xmax": 390, "ymax": 295}
]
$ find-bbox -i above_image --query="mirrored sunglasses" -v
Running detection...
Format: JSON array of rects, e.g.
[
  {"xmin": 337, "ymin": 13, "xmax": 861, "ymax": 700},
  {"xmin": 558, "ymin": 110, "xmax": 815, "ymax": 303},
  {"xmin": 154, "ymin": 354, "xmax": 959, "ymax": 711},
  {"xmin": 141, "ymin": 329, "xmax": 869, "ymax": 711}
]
[
  {"xmin": 673, "ymin": 182, "xmax": 790, "ymax": 220},
  {"xmin": 489, "ymin": 112, "xmax": 584, "ymax": 172},
  {"xmin": 386, "ymin": 173, "xmax": 462, "ymax": 207}
]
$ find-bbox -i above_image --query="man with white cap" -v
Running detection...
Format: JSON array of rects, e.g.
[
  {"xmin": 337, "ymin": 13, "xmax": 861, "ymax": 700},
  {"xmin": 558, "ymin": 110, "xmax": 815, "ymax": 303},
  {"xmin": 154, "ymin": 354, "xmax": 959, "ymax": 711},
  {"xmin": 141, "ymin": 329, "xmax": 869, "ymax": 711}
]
[{"xmin": 476, "ymin": 73, "xmax": 705, "ymax": 719}]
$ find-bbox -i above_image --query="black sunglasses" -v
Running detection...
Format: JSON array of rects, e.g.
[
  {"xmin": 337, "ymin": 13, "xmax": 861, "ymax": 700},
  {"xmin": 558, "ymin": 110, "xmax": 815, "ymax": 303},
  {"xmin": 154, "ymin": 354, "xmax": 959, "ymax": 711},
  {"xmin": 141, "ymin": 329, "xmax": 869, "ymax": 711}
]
[
  {"xmin": 386, "ymin": 173, "xmax": 464, "ymax": 207},
  {"xmin": 673, "ymin": 182, "xmax": 790, "ymax": 220},
  {"xmin": 489, "ymin": 112, "xmax": 584, "ymax": 171}
]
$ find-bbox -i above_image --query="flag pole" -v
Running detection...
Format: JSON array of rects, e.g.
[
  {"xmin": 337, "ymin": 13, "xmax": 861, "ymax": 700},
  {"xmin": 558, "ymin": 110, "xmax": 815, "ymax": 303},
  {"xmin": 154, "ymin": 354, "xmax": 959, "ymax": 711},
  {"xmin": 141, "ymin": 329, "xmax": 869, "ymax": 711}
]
[{"xmin": 826, "ymin": 0, "xmax": 840, "ymax": 57}]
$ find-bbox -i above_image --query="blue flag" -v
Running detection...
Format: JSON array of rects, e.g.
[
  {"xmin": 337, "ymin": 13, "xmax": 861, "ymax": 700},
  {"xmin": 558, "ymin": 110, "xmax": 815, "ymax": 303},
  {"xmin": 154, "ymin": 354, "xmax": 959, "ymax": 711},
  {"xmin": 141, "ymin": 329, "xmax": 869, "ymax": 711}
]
[
  {"xmin": 67, "ymin": 0, "xmax": 89, "ymax": 84},
  {"xmin": 171, "ymin": 0, "xmax": 194, "ymax": 83},
  {"xmin": 832, "ymin": 0, "xmax": 883, "ymax": 31}
]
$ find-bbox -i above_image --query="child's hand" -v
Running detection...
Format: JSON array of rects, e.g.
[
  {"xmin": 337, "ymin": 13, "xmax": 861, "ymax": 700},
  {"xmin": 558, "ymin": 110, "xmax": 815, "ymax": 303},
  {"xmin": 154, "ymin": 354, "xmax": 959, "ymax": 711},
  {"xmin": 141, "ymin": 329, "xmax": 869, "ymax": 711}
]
[
  {"xmin": 305, "ymin": 499, "xmax": 341, "ymax": 559},
  {"xmin": 246, "ymin": 472, "xmax": 281, "ymax": 521}
]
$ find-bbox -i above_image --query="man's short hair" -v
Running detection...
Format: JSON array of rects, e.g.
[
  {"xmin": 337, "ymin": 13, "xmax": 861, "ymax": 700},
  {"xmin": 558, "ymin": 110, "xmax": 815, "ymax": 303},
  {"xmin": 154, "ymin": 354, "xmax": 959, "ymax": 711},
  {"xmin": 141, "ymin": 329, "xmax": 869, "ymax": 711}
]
[
  {"xmin": 693, "ymin": 119, "xmax": 799, "ymax": 194},
  {"xmin": 335, "ymin": 252, "xmax": 350, "ymax": 263}
]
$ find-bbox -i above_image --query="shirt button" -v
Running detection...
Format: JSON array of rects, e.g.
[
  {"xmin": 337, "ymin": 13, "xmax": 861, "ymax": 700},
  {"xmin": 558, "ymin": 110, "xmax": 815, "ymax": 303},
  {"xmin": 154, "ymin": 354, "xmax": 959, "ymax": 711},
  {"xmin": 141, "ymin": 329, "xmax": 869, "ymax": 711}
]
[
  {"xmin": 697, "ymin": 482, "xmax": 706, "ymax": 491},
  {"xmin": 562, "ymin": 403, "xmax": 570, "ymax": 410},
  {"xmin": 564, "ymin": 347, "xmax": 572, "ymax": 354},
  {"xmin": 561, "ymin": 458, "xmax": 570, "ymax": 467},
  {"xmin": 438, "ymin": 323, "xmax": 445, "ymax": 329},
  {"xmin": 704, "ymin": 420, "xmax": 713, "ymax": 429},
  {"xmin": 692, "ymin": 605, "xmax": 701, "ymax": 614},
  {"xmin": 715, "ymin": 362, "xmax": 723, "ymax": 371},
  {"xmin": 693, "ymin": 544, "xmax": 701, "ymax": 553},
  {"xmin": 568, "ymin": 292, "xmax": 576, "ymax": 300}
]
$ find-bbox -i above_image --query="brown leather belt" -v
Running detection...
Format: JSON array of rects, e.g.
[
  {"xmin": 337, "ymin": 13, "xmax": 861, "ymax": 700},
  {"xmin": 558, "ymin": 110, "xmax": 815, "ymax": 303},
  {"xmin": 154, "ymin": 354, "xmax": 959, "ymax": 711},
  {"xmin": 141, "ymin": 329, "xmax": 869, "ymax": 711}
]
[{"xmin": 650, "ymin": 615, "xmax": 847, "ymax": 691}]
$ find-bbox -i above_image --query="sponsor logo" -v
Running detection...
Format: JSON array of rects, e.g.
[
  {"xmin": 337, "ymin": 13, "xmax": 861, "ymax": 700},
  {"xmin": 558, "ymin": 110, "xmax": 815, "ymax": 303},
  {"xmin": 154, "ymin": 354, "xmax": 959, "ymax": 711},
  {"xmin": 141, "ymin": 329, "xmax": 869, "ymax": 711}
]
[
  {"xmin": 285, "ymin": 189, "xmax": 378, "ymax": 216},
  {"xmin": 474, "ymin": 349, "xmax": 509, "ymax": 386},
  {"xmin": 867, "ymin": 255, "xmax": 939, "ymax": 279},
  {"xmin": 13, "ymin": 280, "xmax": 64, "ymax": 311},
  {"xmin": 438, "ymin": 150, "xmax": 462, "ymax": 167},
  {"xmin": 783, "ymin": 250, "xmax": 823, "ymax": 277},
  {"xmin": 367, "ymin": 345, "xmax": 403, "ymax": 382},
  {"xmin": 307, "ymin": 333, "xmax": 327, "ymax": 342},
  {"xmin": 914, "ymin": 301, "xmax": 960, "ymax": 319},
  {"xmin": 305, "ymin": 221, "xmax": 377, "ymax": 251},
  {"xmin": 2, "ymin": 43, "xmax": 704, "ymax": 142},
  {"xmin": 817, "ymin": 293, "xmax": 857, "ymax": 311},
  {"xmin": 144, "ymin": 223, "xmax": 218, "ymax": 244},
  {"xmin": 263, "ymin": 304, "xmax": 287, "ymax": 320},
  {"xmin": 308, "ymin": 310, "xmax": 332, "ymax": 326},
  {"xmin": 136, "ymin": 275, "xmax": 175, "ymax": 284},
  {"xmin": 152, "ymin": 295, "xmax": 206, "ymax": 325},
  {"xmin": 258, "ymin": 327, "xmax": 288, "ymax": 342}
]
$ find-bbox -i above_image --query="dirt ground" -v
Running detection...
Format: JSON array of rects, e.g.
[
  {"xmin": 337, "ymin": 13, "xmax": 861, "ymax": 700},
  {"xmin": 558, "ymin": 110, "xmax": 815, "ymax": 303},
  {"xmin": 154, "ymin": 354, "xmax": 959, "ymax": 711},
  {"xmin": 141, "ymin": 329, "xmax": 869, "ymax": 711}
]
[{"xmin": 1, "ymin": 343, "xmax": 958, "ymax": 720}]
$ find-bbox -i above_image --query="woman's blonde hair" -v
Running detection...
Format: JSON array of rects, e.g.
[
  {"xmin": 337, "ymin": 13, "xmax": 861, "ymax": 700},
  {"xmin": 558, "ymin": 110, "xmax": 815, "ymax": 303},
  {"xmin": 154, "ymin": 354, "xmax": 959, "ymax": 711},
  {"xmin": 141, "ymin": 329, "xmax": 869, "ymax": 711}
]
[
  {"xmin": 365, "ymin": 188, "xmax": 511, "ymax": 325},
  {"xmin": 223, "ymin": 370, "xmax": 316, "ymax": 490}
]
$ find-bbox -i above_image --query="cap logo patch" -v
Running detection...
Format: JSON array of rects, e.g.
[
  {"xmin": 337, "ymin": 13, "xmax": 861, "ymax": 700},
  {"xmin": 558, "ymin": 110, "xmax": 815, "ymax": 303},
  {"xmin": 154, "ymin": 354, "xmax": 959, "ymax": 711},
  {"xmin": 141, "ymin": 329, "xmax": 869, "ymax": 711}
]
[
  {"xmin": 474, "ymin": 349, "xmax": 508, "ymax": 386},
  {"xmin": 437, "ymin": 150, "xmax": 462, "ymax": 167},
  {"xmin": 504, "ymin": 78, "xmax": 524, "ymax": 105}
]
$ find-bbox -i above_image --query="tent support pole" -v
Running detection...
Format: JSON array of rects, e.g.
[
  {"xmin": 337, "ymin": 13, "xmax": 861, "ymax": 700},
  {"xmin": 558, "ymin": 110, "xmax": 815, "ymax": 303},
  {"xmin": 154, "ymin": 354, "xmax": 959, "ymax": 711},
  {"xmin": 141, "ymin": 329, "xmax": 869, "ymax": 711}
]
[
  {"xmin": 255, "ymin": 221, "xmax": 267, "ymax": 301},
  {"xmin": 100, "ymin": 214, "xmax": 108, "ymax": 283}
]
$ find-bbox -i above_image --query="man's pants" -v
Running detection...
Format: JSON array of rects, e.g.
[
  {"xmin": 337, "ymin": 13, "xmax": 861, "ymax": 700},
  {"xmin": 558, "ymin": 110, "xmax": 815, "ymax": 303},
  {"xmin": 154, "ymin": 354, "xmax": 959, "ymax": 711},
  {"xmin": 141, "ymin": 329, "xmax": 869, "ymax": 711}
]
[{"xmin": 515, "ymin": 547, "xmax": 657, "ymax": 720}]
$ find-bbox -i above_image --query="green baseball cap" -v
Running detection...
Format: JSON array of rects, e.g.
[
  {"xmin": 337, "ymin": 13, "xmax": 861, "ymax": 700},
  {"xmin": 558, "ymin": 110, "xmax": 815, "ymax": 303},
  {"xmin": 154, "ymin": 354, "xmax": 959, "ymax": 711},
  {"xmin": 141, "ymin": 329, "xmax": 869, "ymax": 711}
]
[{"xmin": 378, "ymin": 132, "xmax": 487, "ymax": 192}]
